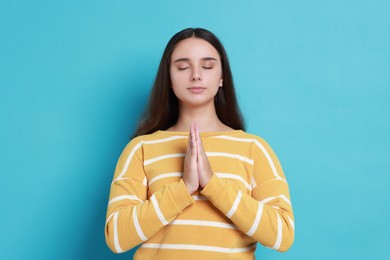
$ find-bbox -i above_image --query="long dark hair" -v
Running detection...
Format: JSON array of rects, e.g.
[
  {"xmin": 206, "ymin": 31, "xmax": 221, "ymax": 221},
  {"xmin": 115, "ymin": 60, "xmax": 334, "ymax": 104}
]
[{"xmin": 134, "ymin": 28, "xmax": 245, "ymax": 137}]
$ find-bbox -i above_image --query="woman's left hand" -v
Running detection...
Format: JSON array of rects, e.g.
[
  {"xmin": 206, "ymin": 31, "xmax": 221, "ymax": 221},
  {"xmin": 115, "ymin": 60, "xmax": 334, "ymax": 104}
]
[{"xmin": 194, "ymin": 124, "xmax": 214, "ymax": 188}]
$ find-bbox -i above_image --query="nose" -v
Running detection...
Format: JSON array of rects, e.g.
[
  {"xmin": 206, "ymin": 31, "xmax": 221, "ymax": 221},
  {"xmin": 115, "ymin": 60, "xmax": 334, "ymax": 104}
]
[{"xmin": 191, "ymin": 67, "xmax": 202, "ymax": 81}]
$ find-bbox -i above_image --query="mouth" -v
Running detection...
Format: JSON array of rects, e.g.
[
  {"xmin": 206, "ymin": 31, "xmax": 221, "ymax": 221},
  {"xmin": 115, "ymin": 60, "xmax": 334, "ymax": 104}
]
[{"xmin": 187, "ymin": 86, "xmax": 206, "ymax": 94}]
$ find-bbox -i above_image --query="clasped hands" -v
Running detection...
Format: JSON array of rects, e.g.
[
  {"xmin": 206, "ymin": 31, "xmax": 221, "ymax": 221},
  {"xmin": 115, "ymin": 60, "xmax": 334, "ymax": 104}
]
[{"xmin": 183, "ymin": 123, "xmax": 214, "ymax": 194}]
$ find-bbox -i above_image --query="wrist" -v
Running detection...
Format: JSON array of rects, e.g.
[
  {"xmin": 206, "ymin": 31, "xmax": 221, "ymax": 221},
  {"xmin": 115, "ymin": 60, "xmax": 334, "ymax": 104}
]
[
  {"xmin": 199, "ymin": 170, "xmax": 213, "ymax": 188},
  {"xmin": 183, "ymin": 178, "xmax": 198, "ymax": 194}
]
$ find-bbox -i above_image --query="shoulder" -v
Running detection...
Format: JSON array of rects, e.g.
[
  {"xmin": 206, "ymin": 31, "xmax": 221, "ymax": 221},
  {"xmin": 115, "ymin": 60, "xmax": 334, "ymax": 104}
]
[
  {"xmin": 117, "ymin": 132, "xmax": 166, "ymax": 160},
  {"xmin": 230, "ymin": 130, "xmax": 269, "ymax": 144},
  {"xmin": 231, "ymin": 131, "xmax": 276, "ymax": 153},
  {"xmin": 125, "ymin": 131, "xmax": 179, "ymax": 147},
  {"xmin": 211, "ymin": 130, "xmax": 269, "ymax": 144},
  {"xmin": 212, "ymin": 130, "xmax": 270, "ymax": 148}
]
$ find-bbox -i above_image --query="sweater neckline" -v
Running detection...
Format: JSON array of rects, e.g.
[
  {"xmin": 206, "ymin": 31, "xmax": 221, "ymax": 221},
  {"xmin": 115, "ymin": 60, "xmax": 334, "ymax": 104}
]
[{"xmin": 156, "ymin": 129, "xmax": 243, "ymax": 137}]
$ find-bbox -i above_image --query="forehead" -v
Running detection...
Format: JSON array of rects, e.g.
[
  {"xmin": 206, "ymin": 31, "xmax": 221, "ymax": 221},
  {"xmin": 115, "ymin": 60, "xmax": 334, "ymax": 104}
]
[{"xmin": 171, "ymin": 38, "xmax": 220, "ymax": 60}]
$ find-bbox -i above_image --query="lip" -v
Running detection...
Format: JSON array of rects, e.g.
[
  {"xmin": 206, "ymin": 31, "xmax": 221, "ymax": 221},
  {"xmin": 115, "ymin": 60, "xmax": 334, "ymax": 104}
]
[{"xmin": 188, "ymin": 86, "xmax": 206, "ymax": 94}]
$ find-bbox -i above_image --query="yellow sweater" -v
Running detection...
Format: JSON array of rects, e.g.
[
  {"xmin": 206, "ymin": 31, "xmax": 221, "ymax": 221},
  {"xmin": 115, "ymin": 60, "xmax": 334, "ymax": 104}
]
[{"xmin": 105, "ymin": 130, "xmax": 294, "ymax": 259}]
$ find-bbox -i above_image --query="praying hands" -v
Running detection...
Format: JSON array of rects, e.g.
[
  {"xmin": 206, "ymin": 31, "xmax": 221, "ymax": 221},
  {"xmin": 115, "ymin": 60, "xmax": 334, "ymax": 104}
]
[{"xmin": 182, "ymin": 123, "xmax": 214, "ymax": 194}]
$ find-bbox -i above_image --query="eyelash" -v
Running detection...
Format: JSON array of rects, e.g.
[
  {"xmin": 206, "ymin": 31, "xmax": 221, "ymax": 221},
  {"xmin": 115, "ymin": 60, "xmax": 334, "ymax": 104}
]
[{"xmin": 178, "ymin": 66, "xmax": 213, "ymax": 71}]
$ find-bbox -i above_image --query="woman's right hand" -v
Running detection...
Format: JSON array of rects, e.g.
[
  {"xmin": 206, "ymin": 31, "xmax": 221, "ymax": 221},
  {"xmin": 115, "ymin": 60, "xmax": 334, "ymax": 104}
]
[{"xmin": 183, "ymin": 123, "xmax": 199, "ymax": 194}]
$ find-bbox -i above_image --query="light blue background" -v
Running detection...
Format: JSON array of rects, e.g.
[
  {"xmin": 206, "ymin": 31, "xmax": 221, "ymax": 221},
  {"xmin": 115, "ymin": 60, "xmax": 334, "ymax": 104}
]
[{"xmin": 1, "ymin": 1, "xmax": 389, "ymax": 259}]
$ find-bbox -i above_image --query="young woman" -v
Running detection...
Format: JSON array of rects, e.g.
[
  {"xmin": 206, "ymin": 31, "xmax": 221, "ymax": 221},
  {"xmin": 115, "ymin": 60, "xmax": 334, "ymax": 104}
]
[{"xmin": 105, "ymin": 28, "xmax": 294, "ymax": 259}]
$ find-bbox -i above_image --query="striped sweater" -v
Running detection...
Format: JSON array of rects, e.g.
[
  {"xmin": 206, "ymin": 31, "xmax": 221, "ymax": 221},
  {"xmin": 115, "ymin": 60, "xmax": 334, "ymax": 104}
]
[{"xmin": 105, "ymin": 130, "xmax": 294, "ymax": 259}]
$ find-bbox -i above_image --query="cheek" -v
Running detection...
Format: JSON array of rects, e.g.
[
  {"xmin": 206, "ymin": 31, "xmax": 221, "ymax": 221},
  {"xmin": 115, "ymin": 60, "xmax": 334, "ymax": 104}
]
[
  {"xmin": 208, "ymin": 67, "xmax": 222, "ymax": 80},
  {"xmin": 208, "ymin": 71, "xmax": 223, "ymax": 86},
  {"xmin": 169, "ymin": 70, "xmax": 179, "ymax": 86},
  {"xmin": 170, "ymin": 75, "xmax": 181, "ymax": 89},
  {"xmin": 170, "ymin": 76, "xmax": 184, "ymax": 94},
  {"xmin": 170, "ymin": 71, "xmax": 188, "ymax": 88}
]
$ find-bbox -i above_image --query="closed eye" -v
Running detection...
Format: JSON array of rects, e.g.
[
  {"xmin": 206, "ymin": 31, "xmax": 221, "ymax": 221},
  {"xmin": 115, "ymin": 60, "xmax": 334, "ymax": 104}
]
[
  {"xmin": 202, "ymin": 66, "xmax": 213, "ymax": 69},
  {"xmin": 178, "ymin": 67, "xmax": 190, "ymax": 70}
]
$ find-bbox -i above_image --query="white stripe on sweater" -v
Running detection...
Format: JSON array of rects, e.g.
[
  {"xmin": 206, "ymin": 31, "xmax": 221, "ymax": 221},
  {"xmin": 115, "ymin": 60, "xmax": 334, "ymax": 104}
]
[
  {"xmin": 213, "ymin": 135, "xmax": 285, "ymax": 180},
  {"xmin": 192, "ymin": 195, "xmax": 207, "ymax": 201},
  {"xmin": 115, "ymin": 142, "xmax": 142, "ymax": 181},
  {"xmin": 141, "ymin": 243, "xmax": 257, "ymax": 253},
  {"xmin": 105, "ymin": 211, "xmax": 115, "ymax": 226},
  {"xmin": 113, "ymin": 136, "xmax": 186, "ymax": 182},
  {"xmin": 251, "ymin": 176, "xmax": 257, "ymax": 189},
  {"xmin": 170, "ymin": 219, "xmax": 237, "ymax": 230},
  {"xmin": 271, "ymin": 213, "xmax": 283, "ymax": 250},
  {"xmin": 226, "ymin": 190, "xmax": 242, "ymax": 218},
  {"xmin": 144, "ymin": 152, "xmax": 254, "ymax": 167},
  {"xmin": 151, "ymin": 194, "xmax": 168, "ymax": 225},
  {"xmin": 113, "ymin": 212, "xmax": 123, "ymax": 253},
  {"xmin": 246, "ymin": 202, "xmax": 264, "ymax": 236},
  {"xmin": 144, "ymin": 153, "xmax": 185, "ymax": 166},
  {"xmin": 212, "ymin": 135, "xmax": 254, "ymax": 143},
  {"xmin": 111, "ymin": 177, "xmax": 148, "ymax": 186},
  {"xmin": 149, "ymin": 172, "xmax": 183, "ymax": 185},
  {"xmin": 253, "ymin": 139, "xmax": 284, "ymax": 180},
  {"xmin": 206, "ymin": 152, "xmax": 254, "ymax": 165},
  {"xmin": 108, "ymin": 195, "xmax": 144, "ymax": 205},
  {"xmin": 133, "ymin": 209, "xmax": 148, "ymax": 241}
]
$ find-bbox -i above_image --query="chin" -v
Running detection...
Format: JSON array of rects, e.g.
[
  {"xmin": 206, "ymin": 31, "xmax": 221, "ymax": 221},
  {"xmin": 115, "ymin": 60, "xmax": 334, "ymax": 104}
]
[{"xmin": 181, "ymin": 99, "xmax": 215, "ymax": 109}]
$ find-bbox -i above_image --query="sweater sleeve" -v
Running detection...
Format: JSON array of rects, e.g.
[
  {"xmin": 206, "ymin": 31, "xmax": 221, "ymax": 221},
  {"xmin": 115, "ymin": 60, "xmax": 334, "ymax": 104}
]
[
  {"xmin": 105, "ymin": 139, "xmax": 194, "ymax": 253},
  {"xmin": 200, "ymin": 137, "xmax": 294, "ymax": 252}
]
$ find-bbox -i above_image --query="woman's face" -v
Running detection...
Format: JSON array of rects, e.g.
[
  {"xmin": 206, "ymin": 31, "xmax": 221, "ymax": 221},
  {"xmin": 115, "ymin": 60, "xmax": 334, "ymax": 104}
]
[{"xmin": 170, "ymin": 38, "xmax": 223, "ymax": 108}]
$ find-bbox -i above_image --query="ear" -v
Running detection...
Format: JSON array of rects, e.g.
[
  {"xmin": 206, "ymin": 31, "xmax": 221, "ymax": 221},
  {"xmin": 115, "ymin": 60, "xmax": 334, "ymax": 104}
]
[{"xmin": 219, "ymin": 79, "xmax": 223, "ymax": 87}]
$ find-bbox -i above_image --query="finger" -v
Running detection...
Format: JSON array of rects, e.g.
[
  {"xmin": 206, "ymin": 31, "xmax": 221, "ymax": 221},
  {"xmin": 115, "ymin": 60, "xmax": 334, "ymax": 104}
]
[
  {"xmin": 189, "ymin": 123, "xmax": 192, "ymax": 148},
  {"xmin": 190, "ymin": 123, "xmax": 197, "ymax": 158},
  {"xmin": 188, "ymin": 125, "xmax": 191, "ymax": 147},
  {"xmin": 186, "ymin": 124, "xmax": 193, "ymax": 155},
  {"xmin": 195, "ymin": 124, "xmax": 204, "ymax": 154},
  {"xmin": 192, "ymin": 123, "xmax": 198, "ymax": 144}
]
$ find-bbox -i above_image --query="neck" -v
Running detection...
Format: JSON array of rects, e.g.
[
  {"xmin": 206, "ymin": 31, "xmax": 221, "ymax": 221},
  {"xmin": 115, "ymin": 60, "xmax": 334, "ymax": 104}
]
[{"xmin": 169, "ymin": 103, "xmax": 231, "ymax": 132}]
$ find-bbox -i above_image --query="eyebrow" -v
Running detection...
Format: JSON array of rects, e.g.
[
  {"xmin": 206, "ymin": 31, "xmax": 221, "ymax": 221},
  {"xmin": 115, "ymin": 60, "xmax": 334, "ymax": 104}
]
[{"xmin": 173, "ymin": 57, "xmax": 218, "ymax": 63}]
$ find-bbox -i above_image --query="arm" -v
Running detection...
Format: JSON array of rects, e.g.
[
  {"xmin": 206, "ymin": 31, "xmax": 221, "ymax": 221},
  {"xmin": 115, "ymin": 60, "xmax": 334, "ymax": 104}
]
[
  {"xmin": 105, "ymin": 139, "xmax": 194, "ymax": 253},
  {"xmin": 200, "ymin": 137, "xmax": 294, "ymax": 252}
]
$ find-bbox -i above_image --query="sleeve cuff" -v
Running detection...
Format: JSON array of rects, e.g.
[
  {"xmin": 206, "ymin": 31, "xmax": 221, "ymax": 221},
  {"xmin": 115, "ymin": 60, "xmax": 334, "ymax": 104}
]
[
  {"xmin": 169, "ymin": 179, "xmax": 194, "ymax": 211},
  {"xmin": 200, "ymin": 174, "xmax": 226, "ymax": 204}
]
